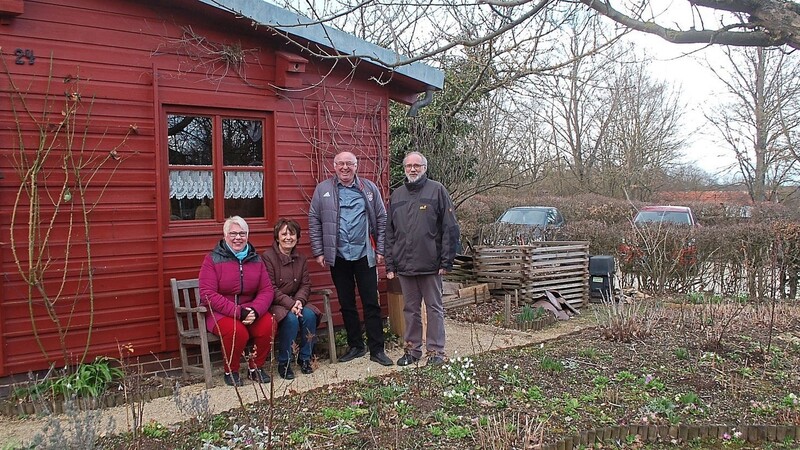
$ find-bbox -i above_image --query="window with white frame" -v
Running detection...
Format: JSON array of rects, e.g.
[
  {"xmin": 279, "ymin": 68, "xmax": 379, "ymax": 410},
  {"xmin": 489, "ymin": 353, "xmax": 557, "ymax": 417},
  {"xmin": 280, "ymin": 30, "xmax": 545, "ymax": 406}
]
[{"xmin": 167, "ymin": 112, "xmax": 265, "ymax": 220}]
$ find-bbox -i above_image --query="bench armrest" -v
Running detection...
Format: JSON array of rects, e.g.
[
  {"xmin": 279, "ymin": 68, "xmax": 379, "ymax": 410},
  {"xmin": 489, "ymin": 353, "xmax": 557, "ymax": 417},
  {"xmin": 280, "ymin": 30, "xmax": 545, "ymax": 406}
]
[{"xmin": 174, "ymin": 306, "xmax": 209, "ymax": 314}]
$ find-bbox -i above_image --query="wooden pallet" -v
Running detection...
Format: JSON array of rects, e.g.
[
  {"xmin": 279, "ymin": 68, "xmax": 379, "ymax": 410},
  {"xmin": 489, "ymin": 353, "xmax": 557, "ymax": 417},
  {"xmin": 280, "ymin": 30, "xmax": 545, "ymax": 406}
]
[
  {"xmin": 473, "ymin": 241, "xmax": 590, "ymax": 308},
  {"xmin": 442, "ymin": 282, "xmax": 491, "ymax": 310}
]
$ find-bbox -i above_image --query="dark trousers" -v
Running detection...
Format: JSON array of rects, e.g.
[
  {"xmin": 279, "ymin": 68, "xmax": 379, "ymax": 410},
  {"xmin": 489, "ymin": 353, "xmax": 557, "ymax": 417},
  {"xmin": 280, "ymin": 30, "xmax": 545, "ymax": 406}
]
[{"xmin": 330, "ymin": 256, "xmax": 384, "ymax": 355}]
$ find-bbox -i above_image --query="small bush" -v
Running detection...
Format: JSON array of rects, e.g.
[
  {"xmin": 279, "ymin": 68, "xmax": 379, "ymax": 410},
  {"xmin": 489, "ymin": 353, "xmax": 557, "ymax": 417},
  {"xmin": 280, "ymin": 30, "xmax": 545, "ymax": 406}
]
[
  {"xmin": 594, "ymin": 297, "xmax": 665, "ymax": 342},
  {"xmin": 516, "ymin": 305, "xmax": 546, "ymax": 324},
  {"xmin": 14, "ymin": 357, "xmax": 123, "ymax": 402}
]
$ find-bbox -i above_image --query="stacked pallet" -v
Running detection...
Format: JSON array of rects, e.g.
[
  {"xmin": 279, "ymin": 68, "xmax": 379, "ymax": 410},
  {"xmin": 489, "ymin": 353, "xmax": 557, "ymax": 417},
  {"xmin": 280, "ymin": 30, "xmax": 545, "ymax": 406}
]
[
  {"xmin": 443, "ymin": 254, "xmax": 476, "ymax": 283},
  {"xmin": 473, "ymin": 241, "xmax": 590, "ymax": 308},
  {"xmin": 442, "ymin": 282, "xmax": 491, "ymax": 310}
]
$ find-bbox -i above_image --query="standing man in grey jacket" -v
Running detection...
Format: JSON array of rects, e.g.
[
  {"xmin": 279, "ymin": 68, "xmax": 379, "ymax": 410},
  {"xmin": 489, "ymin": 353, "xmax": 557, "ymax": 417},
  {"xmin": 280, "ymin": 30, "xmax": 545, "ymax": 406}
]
[
  {"xmin": 386, "ymin": 151, "xmax": 460, "ymax": 367},
  {"xmin": 308, "ymin": 151, "xmax": 393, "ymax": 366}
]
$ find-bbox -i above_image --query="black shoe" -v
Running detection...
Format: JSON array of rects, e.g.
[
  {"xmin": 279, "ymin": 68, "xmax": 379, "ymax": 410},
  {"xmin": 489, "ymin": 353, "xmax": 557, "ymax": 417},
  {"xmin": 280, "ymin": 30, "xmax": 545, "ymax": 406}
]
[
  {"xmin": 299, "ymin": 359, "xmax": 314, "ymax": 374},
  {"xmin": 277, "ymin": 362, "xmax": 295, "ymax": 380},
  {"xmin": 224, "ymin": 372, "xmax": 243, "ymax": 387},
  {"xmin": 427, "ymin": 355, "xmax": 446, "ymax": 367},
  {"xmin": 248, "ymin": 368, "xmax": 271, "ymax": 383},
  {"xmin": 396, "ymin": 353, "xmax": 420, "ymax": 367},
  {"xmin": 338, "ymin": 346, "xmax": 367, "ymax": 362},
  {"xmin": 370, "ymin": 351, "xmax": 394, "ymax": 366}
]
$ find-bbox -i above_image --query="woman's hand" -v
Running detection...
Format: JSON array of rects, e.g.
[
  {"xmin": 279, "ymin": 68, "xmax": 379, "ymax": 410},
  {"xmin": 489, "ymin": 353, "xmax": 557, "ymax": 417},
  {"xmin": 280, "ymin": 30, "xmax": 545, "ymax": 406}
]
[
  {"xmin": 242, "ymin": 308, "xmax": 256, "ymax": 325},
  {"xmin": 291, "ymin": 300, "xmax": 303, "ymax": 317}
]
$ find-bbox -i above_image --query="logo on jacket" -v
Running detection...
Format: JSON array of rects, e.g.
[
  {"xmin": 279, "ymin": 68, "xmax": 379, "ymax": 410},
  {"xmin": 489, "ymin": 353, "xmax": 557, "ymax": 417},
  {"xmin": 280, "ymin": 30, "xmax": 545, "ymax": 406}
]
[
  {"xmin": 323, "ymin": 191, "xmax": 331, "ymax": 197},
  {"xmin": 419, "ymin": 205, "xmax": 428, "ymax": 210},
  {"xmin": 366, "ymin": 192, "xmax": 373, "ymax": 202}
]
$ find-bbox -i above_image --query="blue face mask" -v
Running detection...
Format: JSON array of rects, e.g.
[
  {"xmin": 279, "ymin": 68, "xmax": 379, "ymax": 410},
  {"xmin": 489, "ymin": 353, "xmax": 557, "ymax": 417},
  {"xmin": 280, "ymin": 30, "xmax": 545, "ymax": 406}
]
[{"xmin": 226, "ymin": 243, "xmax": 249, "ymax": 261}]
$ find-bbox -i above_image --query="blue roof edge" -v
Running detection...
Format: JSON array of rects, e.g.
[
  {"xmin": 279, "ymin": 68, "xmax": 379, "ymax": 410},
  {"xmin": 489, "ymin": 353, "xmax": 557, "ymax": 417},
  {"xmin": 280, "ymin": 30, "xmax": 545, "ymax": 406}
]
[{"xmin": 200, "ymin": 0, "xmax": 444, "ymax": 90}]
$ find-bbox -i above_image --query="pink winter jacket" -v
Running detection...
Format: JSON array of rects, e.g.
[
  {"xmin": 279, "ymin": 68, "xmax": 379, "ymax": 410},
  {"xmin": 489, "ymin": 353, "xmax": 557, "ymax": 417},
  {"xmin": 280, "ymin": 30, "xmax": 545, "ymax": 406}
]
[{"xmin": 198, "ymin": 240, "xmax": 274, "ymax": 333}]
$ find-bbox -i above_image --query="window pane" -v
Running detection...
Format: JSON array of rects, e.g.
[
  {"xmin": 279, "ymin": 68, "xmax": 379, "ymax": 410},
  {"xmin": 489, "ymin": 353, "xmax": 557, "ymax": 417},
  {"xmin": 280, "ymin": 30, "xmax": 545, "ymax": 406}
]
[
  {"xmin": 224, "ymin": 170, "xmax": 263, "ymax": 218},
  {"xmin": 169, "ymin": 170, "xmax": 213, "ymax": 221},
  {"xmin": 224, "ymin": 197, "xmax": 263, "ymax": 218},
  {"xmin": 171, "ymin": 196, "xmax": 214, "ymax": 221},
  {"xmin": 168, "ymin": 115, "xmax": 212, "ymax": 165},
  {"xmin": 222, "ymin": 118, "xmax": 263, "ymax": 166}
]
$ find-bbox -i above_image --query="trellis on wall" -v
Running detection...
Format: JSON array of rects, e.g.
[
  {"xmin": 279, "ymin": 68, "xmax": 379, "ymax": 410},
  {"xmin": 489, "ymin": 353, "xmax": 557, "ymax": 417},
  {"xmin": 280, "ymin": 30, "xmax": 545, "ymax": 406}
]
[{"xmin": 311, "ymin": 87, "xmax": 388, "ymax": 186}]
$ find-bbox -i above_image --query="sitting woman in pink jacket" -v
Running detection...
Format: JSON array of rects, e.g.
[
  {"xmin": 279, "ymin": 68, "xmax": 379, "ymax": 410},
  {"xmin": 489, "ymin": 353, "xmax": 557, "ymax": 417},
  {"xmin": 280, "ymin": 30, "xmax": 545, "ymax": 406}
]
[{"xmin": 199, "ymin": 216, "xmax": 274, "ymax": 387}]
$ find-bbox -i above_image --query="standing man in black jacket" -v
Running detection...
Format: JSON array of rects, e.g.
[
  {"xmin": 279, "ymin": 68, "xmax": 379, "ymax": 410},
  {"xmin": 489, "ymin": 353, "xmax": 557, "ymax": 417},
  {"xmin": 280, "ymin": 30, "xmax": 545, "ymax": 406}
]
[{"xmin": 385, "ymin": 151, "xmax": 460, "ymax": 367}]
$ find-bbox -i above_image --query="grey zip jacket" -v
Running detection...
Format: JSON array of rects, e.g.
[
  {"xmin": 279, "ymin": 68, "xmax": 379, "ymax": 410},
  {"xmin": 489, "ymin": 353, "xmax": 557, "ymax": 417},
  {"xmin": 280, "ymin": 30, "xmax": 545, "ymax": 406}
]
[{"xmin": 308, "ymin": 175, "xmax": 386, "ymax": 267}]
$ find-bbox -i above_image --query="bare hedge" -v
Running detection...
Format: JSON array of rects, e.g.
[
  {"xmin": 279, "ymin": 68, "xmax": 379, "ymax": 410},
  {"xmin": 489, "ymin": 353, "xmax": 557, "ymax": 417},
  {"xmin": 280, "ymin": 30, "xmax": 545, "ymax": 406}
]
[{"xmin": 456, "ymin": 194, "xmax": 800, "ymax": 298}]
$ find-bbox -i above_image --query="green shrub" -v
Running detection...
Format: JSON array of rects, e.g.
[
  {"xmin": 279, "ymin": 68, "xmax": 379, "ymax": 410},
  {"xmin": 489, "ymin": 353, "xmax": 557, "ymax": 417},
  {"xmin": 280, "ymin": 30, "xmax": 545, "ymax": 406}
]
[
  {"xmin": 515, "ymin": 305, "xmax": 546, "ymax": 324},
  {"xmin": 15, "ymin": 357, "xmax": 123, "ymax": 401}
]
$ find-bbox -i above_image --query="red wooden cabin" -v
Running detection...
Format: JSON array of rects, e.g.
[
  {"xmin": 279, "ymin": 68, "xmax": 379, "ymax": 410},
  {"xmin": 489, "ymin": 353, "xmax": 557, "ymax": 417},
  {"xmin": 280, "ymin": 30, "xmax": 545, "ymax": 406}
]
[{"xmin": 0, "ymin": 0, "xmax": 442, "ymax": 381}]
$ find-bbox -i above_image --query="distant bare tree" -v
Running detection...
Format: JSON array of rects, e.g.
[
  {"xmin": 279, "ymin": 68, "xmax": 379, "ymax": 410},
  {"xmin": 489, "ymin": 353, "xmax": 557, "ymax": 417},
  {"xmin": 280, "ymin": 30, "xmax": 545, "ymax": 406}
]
[
  {"xmin": 536, "ymin": 14, "xmax": 627, "ymax": 194},
  {"xmin": 446, "ymin": 92, "xmax": 552, "ymax": 206},
  {"xmin": 706, "ymin": 46, "xmax": 800, "ymax": 202},
  {"xmin": 597, "ymin": 60, "xmax": 687, "ymax": 200},
  {"xmin": 390, "ymin": 54, "xmax": 553, "ymax": 208},
  {"xmin": 664, "ymin": 164, "xmax": 718, "ymax": 192}
]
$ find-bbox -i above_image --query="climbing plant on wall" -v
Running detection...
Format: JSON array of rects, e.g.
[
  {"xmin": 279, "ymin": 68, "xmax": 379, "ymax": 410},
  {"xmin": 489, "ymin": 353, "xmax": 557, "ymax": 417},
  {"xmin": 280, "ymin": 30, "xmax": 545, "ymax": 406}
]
[{"xmin": 3, "ymin": 54, "xmax": 134, "ymax": 366}]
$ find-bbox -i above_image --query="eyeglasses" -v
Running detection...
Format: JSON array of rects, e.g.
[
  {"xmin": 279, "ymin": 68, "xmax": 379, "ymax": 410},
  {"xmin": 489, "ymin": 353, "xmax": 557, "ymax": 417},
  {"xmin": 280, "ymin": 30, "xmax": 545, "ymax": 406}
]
[
  {"xmin": 334, "ymin": 161, "xmax": 357, "ymax": 167},
  {"xmin": 404, "ymin": 163, "xmax": 426, "ymax": 170},
  {"xmin": 228, "ymin": 231, "xmax": 248, "ymax": 238}
]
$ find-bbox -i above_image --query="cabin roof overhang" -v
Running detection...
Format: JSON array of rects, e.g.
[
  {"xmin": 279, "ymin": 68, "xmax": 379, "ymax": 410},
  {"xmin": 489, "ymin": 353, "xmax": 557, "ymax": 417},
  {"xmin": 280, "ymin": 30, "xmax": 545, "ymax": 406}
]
[{"xmin": 194, "ymin": 0, "xmax": 443, "ymax": 102}]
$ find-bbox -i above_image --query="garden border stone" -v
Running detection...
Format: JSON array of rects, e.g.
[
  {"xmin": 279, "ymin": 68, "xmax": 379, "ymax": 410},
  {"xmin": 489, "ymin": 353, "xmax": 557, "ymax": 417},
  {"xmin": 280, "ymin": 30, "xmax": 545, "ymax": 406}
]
[{"xmin": 542, "ymin": 424, "xmax": 799, "ymax": 449}]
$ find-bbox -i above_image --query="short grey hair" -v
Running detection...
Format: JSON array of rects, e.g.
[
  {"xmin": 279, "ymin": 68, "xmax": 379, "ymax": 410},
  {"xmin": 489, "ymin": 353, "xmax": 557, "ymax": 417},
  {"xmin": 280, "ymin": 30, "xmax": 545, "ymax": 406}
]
[
  {"xmin": 334, "ymin": 151, "xmax": 358, "ymax": 165},
  {"xmin": 223, "ymin": 216, "xmax": 249, "ymax": 235},
  {"xmin": 403, "ymin": 151, "xmax": 428, "ymax": 166}
]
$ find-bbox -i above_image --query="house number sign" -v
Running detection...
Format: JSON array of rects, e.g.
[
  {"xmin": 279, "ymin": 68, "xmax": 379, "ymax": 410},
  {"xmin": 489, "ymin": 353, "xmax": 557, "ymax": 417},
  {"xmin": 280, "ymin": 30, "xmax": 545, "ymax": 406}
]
[{"xmin": 15, "ymin": 48, "xmax": 35, "ymax": 65}]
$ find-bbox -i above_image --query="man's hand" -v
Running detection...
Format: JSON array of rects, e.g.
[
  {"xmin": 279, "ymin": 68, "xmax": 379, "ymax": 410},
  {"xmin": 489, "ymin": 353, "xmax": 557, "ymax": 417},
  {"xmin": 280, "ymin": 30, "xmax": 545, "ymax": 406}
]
[
  {"xmin": 316, "ymin": 255, "xmax": 325, "ymax": 267},
  {"xmin": 377, "ymin": 254, "xmax": 384, "ymax": 264},
  {"xmin": 387, "ymin": 271, "xmax": 395, "ymax": 280}
]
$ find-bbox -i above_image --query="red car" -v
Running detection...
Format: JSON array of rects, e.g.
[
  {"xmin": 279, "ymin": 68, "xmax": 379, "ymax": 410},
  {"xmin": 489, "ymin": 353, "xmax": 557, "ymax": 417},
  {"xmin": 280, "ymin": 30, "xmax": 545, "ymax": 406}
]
[{"xmin": 619, "ymin": 206, "xmax": 698, "ymax": 266}]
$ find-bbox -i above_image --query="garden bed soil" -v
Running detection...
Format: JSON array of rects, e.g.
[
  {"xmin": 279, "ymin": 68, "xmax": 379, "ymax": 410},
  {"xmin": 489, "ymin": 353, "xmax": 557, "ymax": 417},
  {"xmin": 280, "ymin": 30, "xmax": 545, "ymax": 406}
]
[
  {"xmin": 0, "ymin": 375, "xmax": 180, "ymax": 419},
  {"xmin": 0, "ymin": 315, "xmax": 559, "ymax": 448},
  {"xmin": 446, "ymin": 295, "xmax": 565, "ymax": 330},
  {"xmin": 3, "ymin": 300, "xmax": 799, "ymax": 450}
]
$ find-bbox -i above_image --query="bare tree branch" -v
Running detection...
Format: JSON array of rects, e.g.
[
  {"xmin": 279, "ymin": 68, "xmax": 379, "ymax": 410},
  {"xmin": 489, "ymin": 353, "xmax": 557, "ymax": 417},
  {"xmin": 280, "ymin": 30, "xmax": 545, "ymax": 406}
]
[{"xmin": 581, "ymin": 0, "xmax": 800, "ymax": 50}]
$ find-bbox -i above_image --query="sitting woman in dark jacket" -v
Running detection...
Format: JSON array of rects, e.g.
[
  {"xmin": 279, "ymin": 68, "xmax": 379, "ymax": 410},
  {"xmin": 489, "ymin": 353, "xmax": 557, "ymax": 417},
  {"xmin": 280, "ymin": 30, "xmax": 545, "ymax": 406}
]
[
  {"xmin": 199, "ymin": 216, "xmax": 274, "ymax": 387},
  {"xmin": 262, "ymin": 218, "xmax": 320, "ymax": 379}
]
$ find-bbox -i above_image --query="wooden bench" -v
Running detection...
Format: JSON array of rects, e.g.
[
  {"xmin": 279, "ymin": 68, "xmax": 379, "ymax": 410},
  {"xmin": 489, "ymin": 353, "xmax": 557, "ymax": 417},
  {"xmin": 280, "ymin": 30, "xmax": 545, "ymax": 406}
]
[{"xmin": 170, "ymin": 277, "xmax": 336, "ymax": 388}]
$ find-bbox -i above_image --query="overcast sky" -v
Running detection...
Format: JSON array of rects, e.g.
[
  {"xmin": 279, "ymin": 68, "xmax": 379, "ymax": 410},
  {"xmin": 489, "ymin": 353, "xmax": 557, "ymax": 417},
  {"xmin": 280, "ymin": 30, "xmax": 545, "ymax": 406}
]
[
  {"xmin": 624, "ymin": 1, "xmax": 742, "ymax": 177},
  {"xmin": 636, "ymin": 35, "xmax": 738, "ymax": 176}
]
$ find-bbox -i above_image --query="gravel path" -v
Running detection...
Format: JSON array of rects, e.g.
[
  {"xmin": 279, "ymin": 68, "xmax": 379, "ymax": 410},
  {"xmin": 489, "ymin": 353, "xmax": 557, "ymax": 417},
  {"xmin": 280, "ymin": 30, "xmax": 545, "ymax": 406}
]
[{"xmin": 0, "ymin": 316, "xmax": 593, "ymax": 447}]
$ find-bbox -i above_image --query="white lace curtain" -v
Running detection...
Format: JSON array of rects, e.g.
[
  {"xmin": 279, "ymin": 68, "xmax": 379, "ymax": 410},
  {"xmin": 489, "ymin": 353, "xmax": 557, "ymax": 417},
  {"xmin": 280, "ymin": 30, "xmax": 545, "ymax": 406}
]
[
  {"xmin": 224, "ymin": 171, "xmax": 263, "ymax": 199},
  {"xmin": 169, "ymin": 170, "xmax": 263, "ymax": 199}
]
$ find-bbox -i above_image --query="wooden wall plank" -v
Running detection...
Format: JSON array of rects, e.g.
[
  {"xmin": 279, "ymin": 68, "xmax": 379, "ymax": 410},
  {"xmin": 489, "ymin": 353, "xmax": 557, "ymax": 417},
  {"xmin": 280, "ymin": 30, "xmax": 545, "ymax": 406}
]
[{"xmin": 0, "ymin": 0, "xmax": 396, "ymax": 377}]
